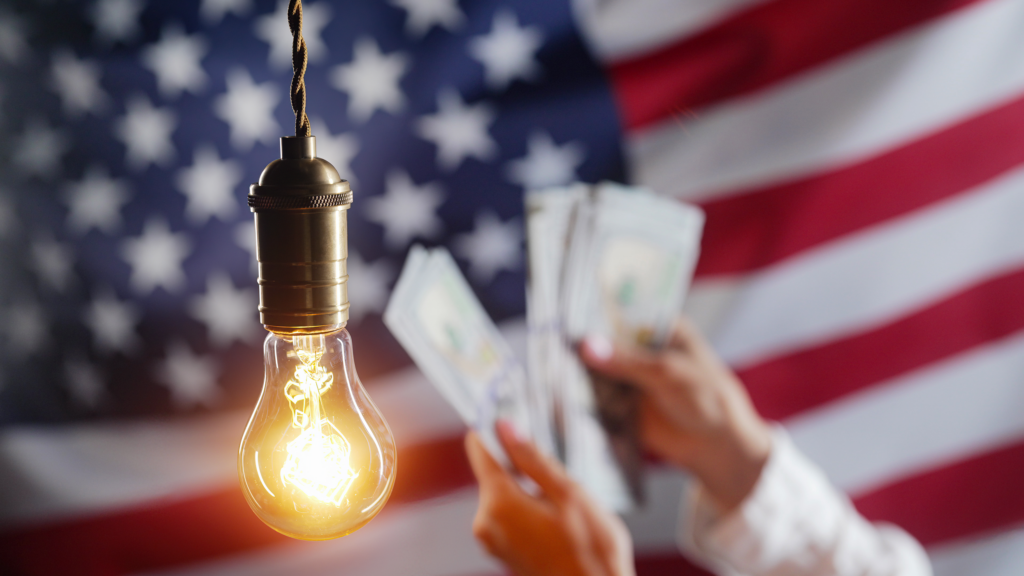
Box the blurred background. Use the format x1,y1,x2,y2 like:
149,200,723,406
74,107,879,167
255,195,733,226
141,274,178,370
1,0,1022,574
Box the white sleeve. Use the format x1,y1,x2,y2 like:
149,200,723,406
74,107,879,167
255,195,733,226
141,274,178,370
677,428,932,576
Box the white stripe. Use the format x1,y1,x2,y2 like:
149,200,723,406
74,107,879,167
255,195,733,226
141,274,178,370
0,412,245,527
628,0,1024,201
930,526,1024,576
706,163,1024,367
570,0,768,62
786,330,1024,495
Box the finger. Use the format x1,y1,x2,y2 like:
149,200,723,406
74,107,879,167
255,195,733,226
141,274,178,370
495,420,573,501
465,430,516,496
579,334,667,392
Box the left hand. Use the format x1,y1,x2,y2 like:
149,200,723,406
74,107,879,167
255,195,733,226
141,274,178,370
580,319,771,512
465,421,636,576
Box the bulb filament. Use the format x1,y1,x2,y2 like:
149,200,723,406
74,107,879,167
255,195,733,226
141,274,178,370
281,336,358,506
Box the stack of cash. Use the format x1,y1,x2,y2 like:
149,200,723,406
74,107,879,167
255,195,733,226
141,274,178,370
384,183,704,511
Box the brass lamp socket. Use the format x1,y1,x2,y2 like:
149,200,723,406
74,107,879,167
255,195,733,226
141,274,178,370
248,136,353,331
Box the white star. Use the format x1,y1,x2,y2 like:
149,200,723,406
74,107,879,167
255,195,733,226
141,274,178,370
453,211,522,283
156,341,220,409
310,117,358,184
253,0,331,70
84,291,141,354
234,221,257,275
176,145,241,224
329,38,408,123
65,358,105,409
0,11,28,65
141,24,208,99
63,166,130,234
114,95,177,170
200,0,251,24
213,67,280,151
4,302,47,357
188,272,259,346
416,88,497,171
468,10,543,91
365,169,444,250
347,250,392,324
14,119,69,179
390,0,464,37
32,238,75,292
90,0,145,45
0,191,15,238
121,218,191,294
506,131,585,190
50,49,108,116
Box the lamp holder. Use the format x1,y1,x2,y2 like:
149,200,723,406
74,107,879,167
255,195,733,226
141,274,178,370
249,137,352,331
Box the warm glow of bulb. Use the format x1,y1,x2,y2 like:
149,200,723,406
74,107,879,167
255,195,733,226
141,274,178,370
239,328,397,541
280,341,358,506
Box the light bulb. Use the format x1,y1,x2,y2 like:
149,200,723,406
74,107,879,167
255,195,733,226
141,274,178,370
239,327,396,540
240,135,396,540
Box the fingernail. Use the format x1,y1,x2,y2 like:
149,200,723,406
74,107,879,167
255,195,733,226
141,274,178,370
583,334,613,362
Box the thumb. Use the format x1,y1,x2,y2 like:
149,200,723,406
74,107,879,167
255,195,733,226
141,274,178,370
579,334,666,392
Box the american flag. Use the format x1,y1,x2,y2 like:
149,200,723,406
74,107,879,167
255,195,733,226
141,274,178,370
0,0,1020,573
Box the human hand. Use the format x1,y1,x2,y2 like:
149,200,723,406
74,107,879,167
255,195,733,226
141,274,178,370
580,319,772,512
465,421,636,576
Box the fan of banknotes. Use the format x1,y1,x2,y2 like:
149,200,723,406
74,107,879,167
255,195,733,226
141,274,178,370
384,183,704,511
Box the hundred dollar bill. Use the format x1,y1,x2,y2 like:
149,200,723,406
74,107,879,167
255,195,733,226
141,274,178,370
562,183,704,347
569,184,704,507
384,246,534,464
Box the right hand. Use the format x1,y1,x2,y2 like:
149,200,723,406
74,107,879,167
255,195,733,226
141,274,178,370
580,319,772,512
465,421,636,576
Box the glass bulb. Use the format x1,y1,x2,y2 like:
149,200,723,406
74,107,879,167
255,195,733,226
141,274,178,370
239,327,397,540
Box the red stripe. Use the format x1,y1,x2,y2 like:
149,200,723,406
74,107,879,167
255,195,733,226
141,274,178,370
610,0,979,130
854,438,1024,546
741,265,1024,421
635,552,713,575
695,92,1024,277
0,436,474,576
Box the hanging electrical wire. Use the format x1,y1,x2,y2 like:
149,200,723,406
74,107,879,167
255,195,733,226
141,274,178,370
288,0,311,137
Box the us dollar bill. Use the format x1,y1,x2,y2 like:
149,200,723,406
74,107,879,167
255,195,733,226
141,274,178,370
384,246,537,465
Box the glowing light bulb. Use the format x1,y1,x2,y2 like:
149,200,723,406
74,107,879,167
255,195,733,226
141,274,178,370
239,328,396,540
240,134,394,539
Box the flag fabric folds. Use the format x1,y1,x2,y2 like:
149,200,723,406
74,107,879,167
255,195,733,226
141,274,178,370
0,0,1021,574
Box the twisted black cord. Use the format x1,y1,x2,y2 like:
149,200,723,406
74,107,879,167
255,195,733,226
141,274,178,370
288,0,311,137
